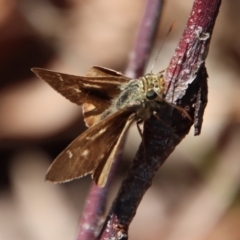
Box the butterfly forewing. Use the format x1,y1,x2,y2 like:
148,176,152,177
46,108,135,184
93,113,135,187
31,67,130,127
31,67,129,103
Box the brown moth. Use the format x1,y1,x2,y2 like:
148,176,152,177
32,66,167,187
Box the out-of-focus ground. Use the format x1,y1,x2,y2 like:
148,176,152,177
0,1,240,240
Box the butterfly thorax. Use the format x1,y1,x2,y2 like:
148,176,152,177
100,72,166,122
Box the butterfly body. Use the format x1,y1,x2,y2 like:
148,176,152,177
101,72,166,122
32,66,166,187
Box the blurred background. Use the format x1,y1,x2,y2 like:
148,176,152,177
1,0,240,239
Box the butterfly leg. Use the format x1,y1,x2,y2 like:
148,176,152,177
136,121,143,139
152,110,162,121
136,120,148,162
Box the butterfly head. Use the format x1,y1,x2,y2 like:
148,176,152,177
141,72,166,101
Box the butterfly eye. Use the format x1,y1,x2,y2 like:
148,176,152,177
146,89,157,100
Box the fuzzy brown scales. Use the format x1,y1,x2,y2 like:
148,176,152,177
32,66,172,188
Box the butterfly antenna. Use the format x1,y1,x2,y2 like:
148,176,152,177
150,21,176,73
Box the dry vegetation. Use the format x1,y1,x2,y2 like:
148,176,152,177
0,1,240,239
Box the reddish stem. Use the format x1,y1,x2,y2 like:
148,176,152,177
98,0,221,239
125,0,163,78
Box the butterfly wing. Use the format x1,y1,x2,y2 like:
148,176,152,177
31,67,130,127
84,66,131,127
46,108,135,185
93,113,134,187
86,66,130,78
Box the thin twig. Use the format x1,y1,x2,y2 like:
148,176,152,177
125,0,164,78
